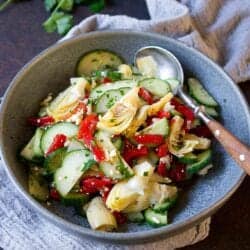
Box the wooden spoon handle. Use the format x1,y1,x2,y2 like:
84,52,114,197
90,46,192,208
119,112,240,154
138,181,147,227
205,118,250,174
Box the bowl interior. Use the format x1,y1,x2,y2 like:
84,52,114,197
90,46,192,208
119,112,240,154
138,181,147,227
0,32,249,240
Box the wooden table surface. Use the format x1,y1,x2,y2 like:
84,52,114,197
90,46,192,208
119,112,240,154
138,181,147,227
0,1,250,249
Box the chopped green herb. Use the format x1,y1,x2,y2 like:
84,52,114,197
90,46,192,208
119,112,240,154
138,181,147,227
143,171,149,176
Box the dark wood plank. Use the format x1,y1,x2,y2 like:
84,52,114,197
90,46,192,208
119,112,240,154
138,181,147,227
0,1,249,249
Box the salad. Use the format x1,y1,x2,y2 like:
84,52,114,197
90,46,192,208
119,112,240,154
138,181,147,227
20,50,219,231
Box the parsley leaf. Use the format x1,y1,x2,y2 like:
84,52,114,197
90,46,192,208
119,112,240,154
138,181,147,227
56,14,73,35
43,11,65,33
59,0,74,12
44,0,57,11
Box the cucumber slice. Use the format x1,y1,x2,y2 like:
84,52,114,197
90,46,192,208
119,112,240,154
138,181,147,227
95,88,130,113
29,167,49,201
67,138,86,152
54,149,96,196
144,209,168,227
178,152,198,164
89,80,136,102
100,158,134,180
61,192,89,208
138,78,171,97
186,149,212,176
141,118,169,136
112,136,123,151
153,196,177,212
95,131,134,179
44,147,67,174
127,212,144,223
33,128,44,157
166,79,179,93
100,161,124,180
20,128,44,162
188,78,218,107
41,122,78,154
204,106,219,117
76,50,124,76
20,136,36,162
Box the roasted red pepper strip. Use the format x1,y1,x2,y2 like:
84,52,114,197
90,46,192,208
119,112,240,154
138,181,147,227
78,114,106,162
169,163,187,182
46,134,67,155
156,144,169,157
122,140,148,163
171,98,195,121
112,211,127,224
157,110,171,119
50,188,60,201
78,114,99,147
190,125,213,138
138,87,154,105
102,77,112,84
91,144,106,162
81,177,113,195
28,116,54,127
134,134,164,146
157,162,168,177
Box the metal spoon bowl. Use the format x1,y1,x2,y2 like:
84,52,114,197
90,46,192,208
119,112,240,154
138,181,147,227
135,46,250,174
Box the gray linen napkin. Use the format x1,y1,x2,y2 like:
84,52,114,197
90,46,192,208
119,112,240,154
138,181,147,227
64,0,250,83
1,0,250,249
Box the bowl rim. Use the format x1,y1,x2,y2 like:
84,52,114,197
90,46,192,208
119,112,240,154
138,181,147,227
0,30,249,243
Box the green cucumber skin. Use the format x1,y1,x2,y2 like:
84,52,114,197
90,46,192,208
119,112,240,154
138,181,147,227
44,147,67,175
144,209,168,227
61,192,89,208
112,137,123,151
138,78,171,97
20,128,45,163
153,196,177,213
33,128,44,158
186,149,212,176
188,78,218,107
76,49,124,76
178,153,198,164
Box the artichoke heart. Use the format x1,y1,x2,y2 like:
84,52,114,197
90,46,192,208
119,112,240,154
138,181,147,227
47,77,89,121
148,93,173,116
149,183,177,205
124,105,149,138
97,87,143,134
184,133,211,150
106,175,150,212
169,116,199,157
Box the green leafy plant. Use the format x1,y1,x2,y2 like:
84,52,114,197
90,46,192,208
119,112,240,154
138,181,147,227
43,0,106,35
0,0,106,35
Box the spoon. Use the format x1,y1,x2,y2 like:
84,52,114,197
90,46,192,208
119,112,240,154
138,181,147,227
135,46,250,174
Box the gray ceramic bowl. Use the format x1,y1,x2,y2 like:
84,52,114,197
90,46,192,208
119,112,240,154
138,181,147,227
0,31,249,244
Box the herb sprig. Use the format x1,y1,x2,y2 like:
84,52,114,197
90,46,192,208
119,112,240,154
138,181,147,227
0,0,105,35
43,0,105,35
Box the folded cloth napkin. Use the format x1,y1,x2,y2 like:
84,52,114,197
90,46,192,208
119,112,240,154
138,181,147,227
64,0,250,83
1,0,250,249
